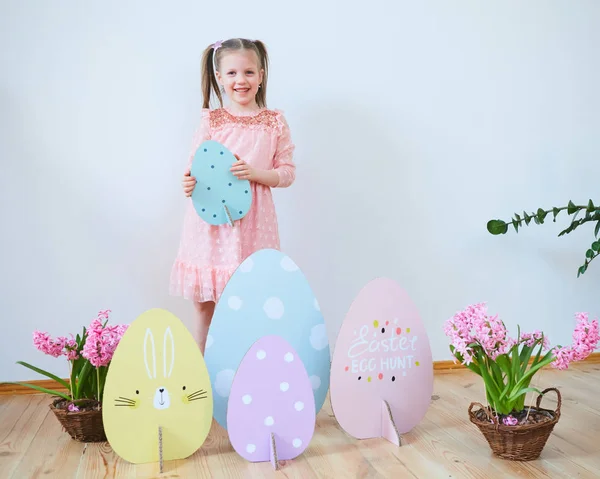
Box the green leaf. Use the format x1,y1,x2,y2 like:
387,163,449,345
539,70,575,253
523,211,532,225
592,241,600,252
588,199,595,212
568,200,577,214
487,219,508,235
552,207,560,221
578,264,588,277
507,386,542,402
3,382,71,401
75,361,93,399
595,221,600,238
537,208,547,223
15,361,71,390
586,249,594,259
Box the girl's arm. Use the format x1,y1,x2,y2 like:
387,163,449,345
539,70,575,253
230,112,296,187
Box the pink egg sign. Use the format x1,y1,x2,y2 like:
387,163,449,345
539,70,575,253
330,278,433,445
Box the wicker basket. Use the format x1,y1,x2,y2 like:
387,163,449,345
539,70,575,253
468,387,561,461
49,397,107,443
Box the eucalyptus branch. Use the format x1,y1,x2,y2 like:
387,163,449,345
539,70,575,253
487,199,600,277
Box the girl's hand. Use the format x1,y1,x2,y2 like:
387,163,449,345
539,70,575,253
230,155,255,181
182,167,196,197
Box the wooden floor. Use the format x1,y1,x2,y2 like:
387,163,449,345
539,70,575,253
1,364,600,479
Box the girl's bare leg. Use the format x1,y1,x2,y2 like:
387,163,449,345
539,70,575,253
193,300,216,355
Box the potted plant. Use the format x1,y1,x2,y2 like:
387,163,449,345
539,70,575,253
487,199,600,277
444,303,599,461
4,309,128,442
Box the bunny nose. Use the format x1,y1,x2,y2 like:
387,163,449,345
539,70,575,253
159,388,164,393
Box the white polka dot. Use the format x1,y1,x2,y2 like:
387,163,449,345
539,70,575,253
309,324,328,351
215,369,235,397
280,256,299,271
205,334,214,349
293,438,302,448
314,298,320,311
246,444,256,453
228,296,242,310
239,257,254,273
242,394,252,405
263,297,284,319
294,401,304,411
280,382,289,392
256,349,266,360
309,375,321,390
284,352,294,362
264,416,274,426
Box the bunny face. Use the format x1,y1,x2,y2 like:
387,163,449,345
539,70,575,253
103,309,213,465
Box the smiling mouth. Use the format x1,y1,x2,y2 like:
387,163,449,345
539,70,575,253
234,88,250,93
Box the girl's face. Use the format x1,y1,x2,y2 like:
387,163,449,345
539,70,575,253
216,50,263,109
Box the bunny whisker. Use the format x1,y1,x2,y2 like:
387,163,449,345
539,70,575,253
188,389,206,399
115,403,137,407
187,395,207,402
187,393,207,400
115,397,135,405
116,396,135,403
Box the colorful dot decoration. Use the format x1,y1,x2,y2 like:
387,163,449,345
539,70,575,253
373,320,379,327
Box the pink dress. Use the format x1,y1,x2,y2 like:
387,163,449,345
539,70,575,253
169,107,296,303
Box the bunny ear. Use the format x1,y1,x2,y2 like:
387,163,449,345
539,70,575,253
164,327,175,378
144,328,157,379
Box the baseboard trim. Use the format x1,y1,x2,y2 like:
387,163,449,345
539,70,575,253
433,351,600,371
2,353,599,396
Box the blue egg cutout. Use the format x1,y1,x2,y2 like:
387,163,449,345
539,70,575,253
190,140,253,226
204,248,331,430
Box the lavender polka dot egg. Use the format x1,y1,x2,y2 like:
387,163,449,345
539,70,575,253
226,335,315,462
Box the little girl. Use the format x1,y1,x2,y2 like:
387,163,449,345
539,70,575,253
169,38,296,354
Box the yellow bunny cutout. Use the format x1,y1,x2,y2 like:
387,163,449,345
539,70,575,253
103,308,213,464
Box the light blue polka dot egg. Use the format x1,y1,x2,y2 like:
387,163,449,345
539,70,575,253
204,248,330,430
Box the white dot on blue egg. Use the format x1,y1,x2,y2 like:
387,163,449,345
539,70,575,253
215,369,235,397
263,297,284,319
228,296,242,310
309,375,321,390
239,257,254,273
280,256,299,272
309,324,328,351
256,349,267,360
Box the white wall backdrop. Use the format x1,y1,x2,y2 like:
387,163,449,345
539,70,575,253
1,0,599,382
